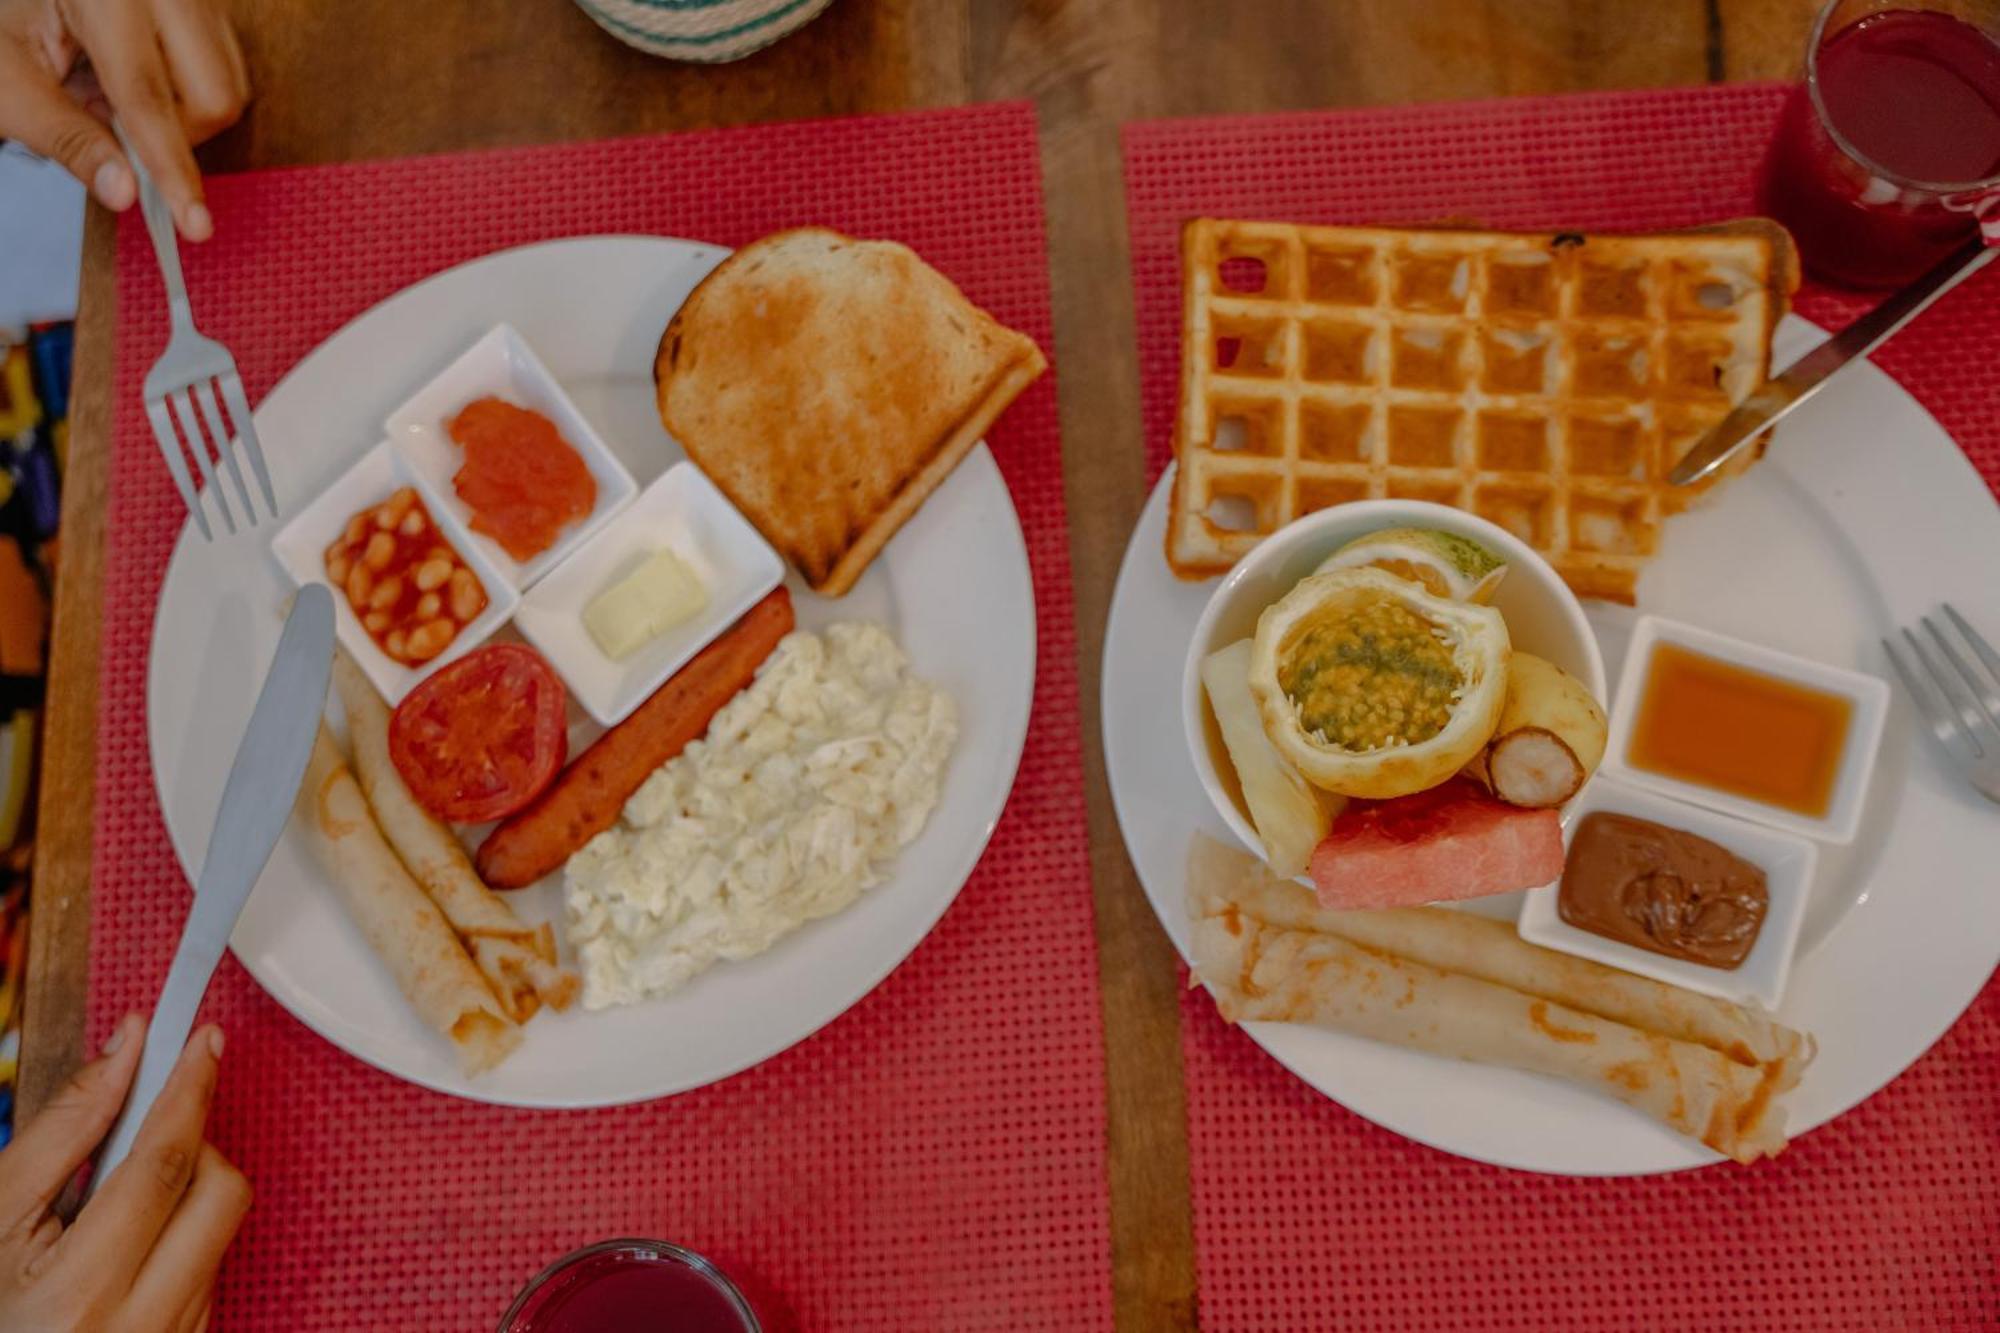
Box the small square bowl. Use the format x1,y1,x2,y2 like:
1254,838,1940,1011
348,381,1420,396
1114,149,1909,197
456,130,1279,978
1600,615,1890,843
383,323,637,590
1518,776,1816,1009
513,462,784,727
270,441,520,705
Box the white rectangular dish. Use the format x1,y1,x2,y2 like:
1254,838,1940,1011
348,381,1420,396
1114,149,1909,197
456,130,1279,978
513,462,786,726
1600,614,1890,844
1517,777,1816,1009
383,323,637,589
268,440,519,704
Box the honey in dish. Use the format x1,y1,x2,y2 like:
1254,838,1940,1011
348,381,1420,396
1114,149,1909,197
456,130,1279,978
1627,641,1852,818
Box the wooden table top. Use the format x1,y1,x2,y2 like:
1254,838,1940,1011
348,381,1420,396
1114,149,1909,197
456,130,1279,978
22,1,1822,1326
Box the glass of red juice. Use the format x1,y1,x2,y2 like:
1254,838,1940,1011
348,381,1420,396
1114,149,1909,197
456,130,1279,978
500,1239,761,1333
1759,0,2000,287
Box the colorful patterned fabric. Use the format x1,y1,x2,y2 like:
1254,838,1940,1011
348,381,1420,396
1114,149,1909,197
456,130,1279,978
0,323,63,1145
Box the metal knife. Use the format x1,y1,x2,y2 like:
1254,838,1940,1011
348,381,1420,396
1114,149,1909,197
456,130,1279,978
1669,237,1996,487
85,583,335,1198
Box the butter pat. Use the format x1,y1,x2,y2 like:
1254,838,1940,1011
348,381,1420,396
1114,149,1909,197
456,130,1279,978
583,548,707,660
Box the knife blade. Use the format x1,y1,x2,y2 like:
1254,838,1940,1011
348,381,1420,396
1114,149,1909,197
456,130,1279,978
1669,237,1996,487
85,583,335,1197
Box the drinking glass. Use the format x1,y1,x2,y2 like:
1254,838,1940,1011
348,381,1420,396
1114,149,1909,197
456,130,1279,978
1758,0,2000,287
500,1238,762,1333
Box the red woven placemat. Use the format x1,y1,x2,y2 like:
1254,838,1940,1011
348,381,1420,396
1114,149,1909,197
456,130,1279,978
1125,85,2000,1331
89,103,1111,1331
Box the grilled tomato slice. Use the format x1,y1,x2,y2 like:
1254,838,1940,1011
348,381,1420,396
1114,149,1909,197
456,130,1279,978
389,644,568,824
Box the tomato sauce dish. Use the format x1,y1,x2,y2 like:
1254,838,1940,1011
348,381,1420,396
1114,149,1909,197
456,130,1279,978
386,323,637,588
448,397,599,562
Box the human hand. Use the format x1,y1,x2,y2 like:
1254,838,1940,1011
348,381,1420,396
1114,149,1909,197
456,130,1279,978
0,0,249,240
0,1014,251,1332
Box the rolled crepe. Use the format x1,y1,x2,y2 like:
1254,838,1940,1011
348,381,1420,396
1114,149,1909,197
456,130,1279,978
298,726,521,1074
333,653,578,1021
1188,834,1811,1074
1187,834,1811,1164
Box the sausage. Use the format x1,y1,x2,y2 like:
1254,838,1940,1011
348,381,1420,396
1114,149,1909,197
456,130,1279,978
475,587,795,888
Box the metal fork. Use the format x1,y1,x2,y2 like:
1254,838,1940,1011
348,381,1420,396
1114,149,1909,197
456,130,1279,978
1882,604,2000,806
120,125,276,539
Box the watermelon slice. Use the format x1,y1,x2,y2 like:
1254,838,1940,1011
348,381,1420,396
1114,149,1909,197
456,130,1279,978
1307,778,1564,910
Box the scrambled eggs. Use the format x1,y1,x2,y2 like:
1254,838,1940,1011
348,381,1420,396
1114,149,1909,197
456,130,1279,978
565,622,957,1009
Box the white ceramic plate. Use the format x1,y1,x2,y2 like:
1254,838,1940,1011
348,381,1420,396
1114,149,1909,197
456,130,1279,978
1104,315,2000,1175
147,236,1038,1107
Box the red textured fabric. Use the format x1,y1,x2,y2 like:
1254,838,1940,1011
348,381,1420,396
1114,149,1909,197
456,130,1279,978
91,104,1111,1331
1126,85,2000,1331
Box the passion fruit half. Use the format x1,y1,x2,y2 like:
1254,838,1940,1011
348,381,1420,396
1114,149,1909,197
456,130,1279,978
1248,567,1510,798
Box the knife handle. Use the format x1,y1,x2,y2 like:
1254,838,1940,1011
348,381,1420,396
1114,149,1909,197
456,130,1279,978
84,919,232,1200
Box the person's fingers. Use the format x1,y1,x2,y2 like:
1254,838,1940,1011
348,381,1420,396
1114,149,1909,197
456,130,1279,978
63,0,210,238
153,0,248,142
0,1013,143,1233
123,1143,249,1326
175,1296,213,1333
0,46,134,210
56,1026,224,1284
16,1210,64,1281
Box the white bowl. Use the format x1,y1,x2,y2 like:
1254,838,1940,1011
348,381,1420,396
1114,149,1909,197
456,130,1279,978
383,323,637,590
269,440,519,705
1517,776,1816,1009
1599,614,1889,844
1181,498,1607,862
513,463,785,727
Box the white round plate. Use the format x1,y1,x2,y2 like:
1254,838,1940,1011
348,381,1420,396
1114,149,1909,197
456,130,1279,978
1104,315,2000,1175
147,237,1037,1107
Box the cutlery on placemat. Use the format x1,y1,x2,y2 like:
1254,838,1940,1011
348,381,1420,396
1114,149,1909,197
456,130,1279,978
118,122,279,539
83,585,335,1199
1670,237,1996,487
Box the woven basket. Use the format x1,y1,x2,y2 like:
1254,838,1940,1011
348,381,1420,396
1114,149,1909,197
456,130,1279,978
574,0,837,62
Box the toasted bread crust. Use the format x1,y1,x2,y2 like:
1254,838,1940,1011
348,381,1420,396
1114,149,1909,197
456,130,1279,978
656,228,1046,596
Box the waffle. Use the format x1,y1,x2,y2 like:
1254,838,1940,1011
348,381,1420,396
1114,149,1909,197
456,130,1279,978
1166,219,1799,601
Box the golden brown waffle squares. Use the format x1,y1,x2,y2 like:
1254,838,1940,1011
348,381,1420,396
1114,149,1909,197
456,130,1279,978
1166,219,1799,601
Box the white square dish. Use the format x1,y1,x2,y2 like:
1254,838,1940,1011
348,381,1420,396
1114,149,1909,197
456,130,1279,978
1600,614,1890,844
512,462,785,727
1518,776,1816,1009
269,441,519,705
383,323,637,590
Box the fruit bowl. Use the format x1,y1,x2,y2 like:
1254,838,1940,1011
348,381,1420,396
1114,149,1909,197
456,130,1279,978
1181,499,1607,867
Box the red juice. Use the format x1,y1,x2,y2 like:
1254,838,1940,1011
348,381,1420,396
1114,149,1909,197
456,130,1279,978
503,1241,759,1333
1760,8,2000,287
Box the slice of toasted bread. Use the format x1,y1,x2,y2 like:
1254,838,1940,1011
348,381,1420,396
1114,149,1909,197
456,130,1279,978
655,228,1047,597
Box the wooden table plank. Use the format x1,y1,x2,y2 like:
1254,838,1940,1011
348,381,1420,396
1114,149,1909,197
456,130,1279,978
22,5,1830,1329
19,203,117,1122
976,9,1196,1326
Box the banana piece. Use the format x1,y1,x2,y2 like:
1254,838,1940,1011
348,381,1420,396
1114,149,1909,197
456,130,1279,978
1482,652,1608,808
1202,639,1336,876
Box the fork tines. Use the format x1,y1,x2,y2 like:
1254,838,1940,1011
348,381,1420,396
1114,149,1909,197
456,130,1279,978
147,370,275,541
1883,605,2000,800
